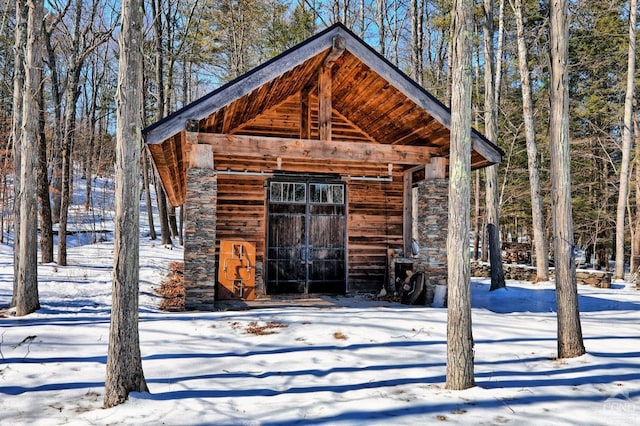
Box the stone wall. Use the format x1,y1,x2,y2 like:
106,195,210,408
184,169,218,310
413,178,448,274
471,261,612,288
411,178,449,305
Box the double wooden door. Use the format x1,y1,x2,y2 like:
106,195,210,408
266,178,346,295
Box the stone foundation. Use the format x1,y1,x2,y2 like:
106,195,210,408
471,261,612,288
184,169,218,310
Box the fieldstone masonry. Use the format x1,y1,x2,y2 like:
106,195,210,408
471,261,612,288
413,178,449,302
184,168,218,310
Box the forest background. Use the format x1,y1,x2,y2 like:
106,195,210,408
0,0,638,274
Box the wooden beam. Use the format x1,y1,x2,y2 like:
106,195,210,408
332,108,377,144
198,133,436,165
318,65,332,141
323,36,346,66
300,85,311,139
318,36,345,142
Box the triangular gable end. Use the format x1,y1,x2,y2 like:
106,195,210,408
143,23,503,207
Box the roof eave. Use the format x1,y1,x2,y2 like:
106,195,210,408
143,25,350,145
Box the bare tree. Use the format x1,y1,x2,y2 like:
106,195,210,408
511,0,549,281
44,4,68,225
446,0,475,390
37,70,54,263
10,0,27,308
549,0,585,359
56,0,114,266
376,0,386,56
14,0,44,316
104,0,148,406
614,0,637,279
410,0,424,86
633,115,640,276
482,0,505,290
151,0,174,245
142,150,157,240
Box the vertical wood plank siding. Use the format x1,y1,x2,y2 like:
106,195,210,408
212,164,404,295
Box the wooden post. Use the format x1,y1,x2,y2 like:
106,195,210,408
403,169,413,256
300,85,311,139
186,131,214,169
425,157,447,180
318,36,345,142
318,66,332,141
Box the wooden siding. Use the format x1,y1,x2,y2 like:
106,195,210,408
215,174,267,269
348,178,404,292
213,155,404,294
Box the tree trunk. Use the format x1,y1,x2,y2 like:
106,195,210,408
376,0,386,55
512,0,549,281
483,0,505,291
14,0,43,316
37,71,53,264
155,177,172,245
410,0,424,86
549,0,586,359
614,0,637,280
56,0,84,266
446,0,475,391
84,52,105,212
473,171,481,260
45,25,64,225
633,116,640,276
142,149,156,240
56,67,81,266
152,0,172,245
104,0,148,407
10,0,27,308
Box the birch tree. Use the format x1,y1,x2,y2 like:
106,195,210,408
104,0,148,406
511,0,549,281
614,0,637,279
446,0,475,390
549,0,585,359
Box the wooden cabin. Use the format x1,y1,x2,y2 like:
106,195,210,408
143,23,503,310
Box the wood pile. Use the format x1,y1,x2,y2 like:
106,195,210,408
501,242,531,264
156,262,185,311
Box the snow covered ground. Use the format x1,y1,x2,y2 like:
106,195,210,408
1,178,639,425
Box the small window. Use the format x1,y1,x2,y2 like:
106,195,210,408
270,182,306,203
310,183,344,205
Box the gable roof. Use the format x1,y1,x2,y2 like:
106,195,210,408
143,23,503,206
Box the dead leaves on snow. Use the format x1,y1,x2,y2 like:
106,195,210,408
244,321,288,335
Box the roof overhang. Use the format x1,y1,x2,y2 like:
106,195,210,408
143,23,503,206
